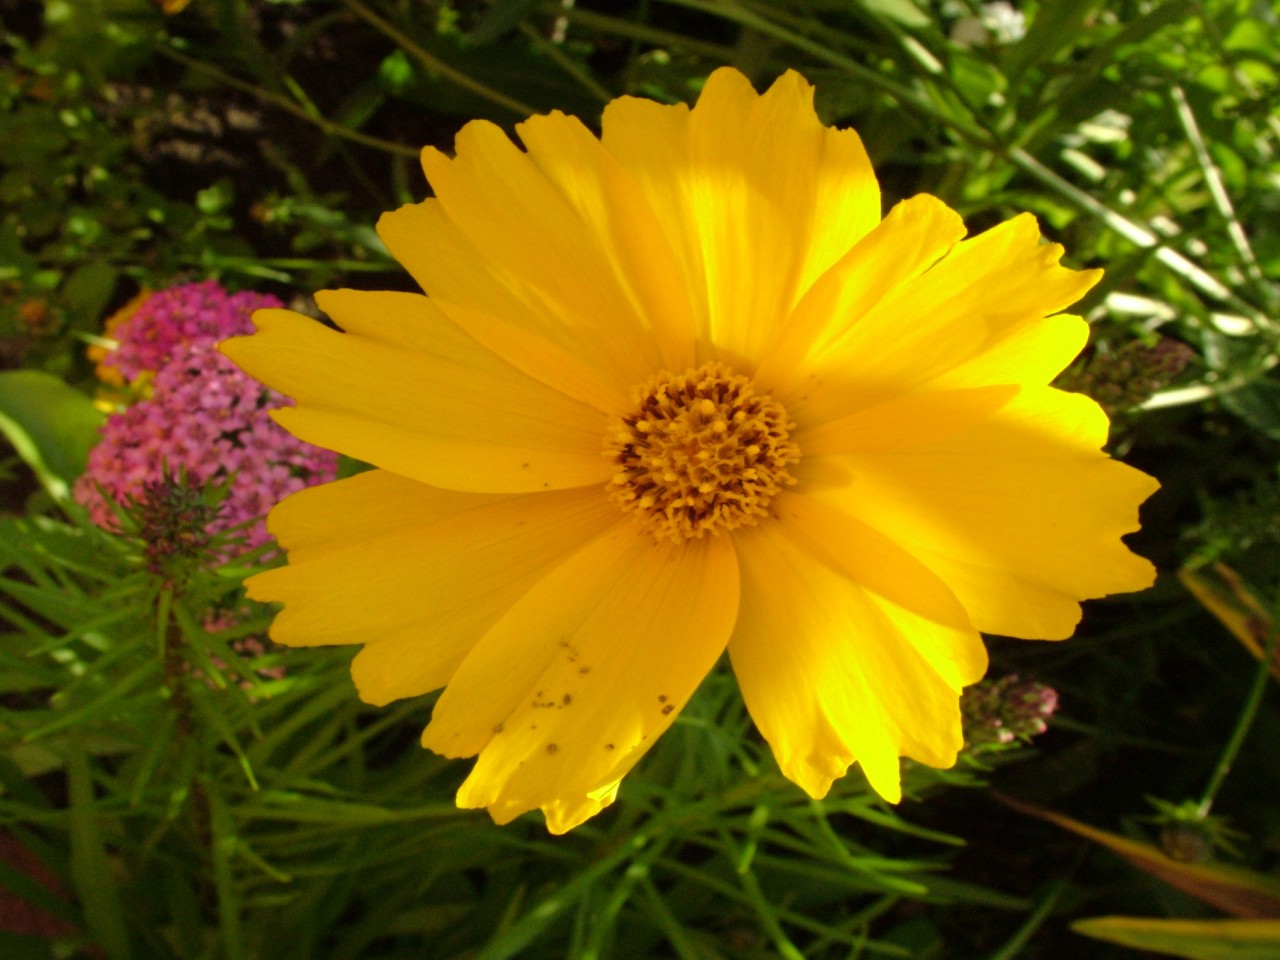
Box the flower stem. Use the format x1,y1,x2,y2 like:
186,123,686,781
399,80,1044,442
155,44,419,158
1196,613,1279,818
158,583,213,850
341,0,538,117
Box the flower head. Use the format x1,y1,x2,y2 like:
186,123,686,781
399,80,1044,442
961,674,1059,746
221,69,1158,833
96,281,270,384
77,282,339,553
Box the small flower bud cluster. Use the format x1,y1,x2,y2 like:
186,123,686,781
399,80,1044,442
131,476,220,576
75,281,338,553
961,674,1059,747
1056,337,1195,417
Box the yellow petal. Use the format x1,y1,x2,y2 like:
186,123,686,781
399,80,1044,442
929,313,1090,392
795,384,1020,457
807,387,1159,640
598,95,707,345
422,526,740,833
730,510,983,802
246,471,619,706
756,194,965,397
768,491,987,688
377,200,629,413
602,69,880,370
779,211,1100,422
378,116,668,402
516,111,698,374
220,294,610,494
385,214,632,417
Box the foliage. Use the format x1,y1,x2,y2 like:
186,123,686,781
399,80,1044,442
1,0,1278,958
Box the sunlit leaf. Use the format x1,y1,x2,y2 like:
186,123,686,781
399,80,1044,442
997,795,1280,918
1179,564,1280,681
860,0,932,30
1072,917,1280,959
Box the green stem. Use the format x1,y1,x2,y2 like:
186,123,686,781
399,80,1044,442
551,4,735,62
1170,84,1275,310
985,863,1078,960
1196,615,1279,818
342,0,538,117
518,21,613,105
158,583,214,857
1141,352,1280,412
156,44,419,158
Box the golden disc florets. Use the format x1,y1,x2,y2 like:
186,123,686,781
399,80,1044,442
605,362,800,543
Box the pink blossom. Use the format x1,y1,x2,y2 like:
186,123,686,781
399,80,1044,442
76,283,338,554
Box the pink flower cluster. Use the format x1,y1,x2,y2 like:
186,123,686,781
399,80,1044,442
961,674,1059,747
75,281,338,553
98,281,282,383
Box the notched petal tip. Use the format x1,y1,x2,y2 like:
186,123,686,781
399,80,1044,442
373,203,421,250
864,765,904,805
1073,266,1105,300
216,307,272,362
891,193,967,235
787,757,906,805
699,65,761,100
421,532,738,833
241,568,281,606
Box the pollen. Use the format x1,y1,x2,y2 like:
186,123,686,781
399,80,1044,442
604,361,800,543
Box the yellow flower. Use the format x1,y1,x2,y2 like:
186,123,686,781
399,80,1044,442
89,289,152,390
221,68,1158,834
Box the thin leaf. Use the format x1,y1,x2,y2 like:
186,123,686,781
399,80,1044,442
1072,917,1280,959
996,794,1280,918
66,750,130,960
1179,564,1280,681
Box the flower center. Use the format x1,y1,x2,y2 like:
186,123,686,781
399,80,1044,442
605,361,800,543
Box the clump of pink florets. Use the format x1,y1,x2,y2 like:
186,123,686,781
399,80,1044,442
961,674,1059,747
75,281,338,553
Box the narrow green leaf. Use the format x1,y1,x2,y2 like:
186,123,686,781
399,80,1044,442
860,0,931,29
1072,917,1280,959
0,856,81,928
209,785,245,960
997,795,1280,918
1004,0,1102,82
468,0,540,45
66,750,130,960
475,835,648,960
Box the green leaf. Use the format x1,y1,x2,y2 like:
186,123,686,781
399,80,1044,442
67,750,130,960
60,261,117,329
1003,0,1103,83
468,0,540,45
0,371,103,500
209,786,245,960
1178,564,1280,682
997,795,1280,918
859,0,931,29
1220,378,1280,443
1072,917,1280,959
